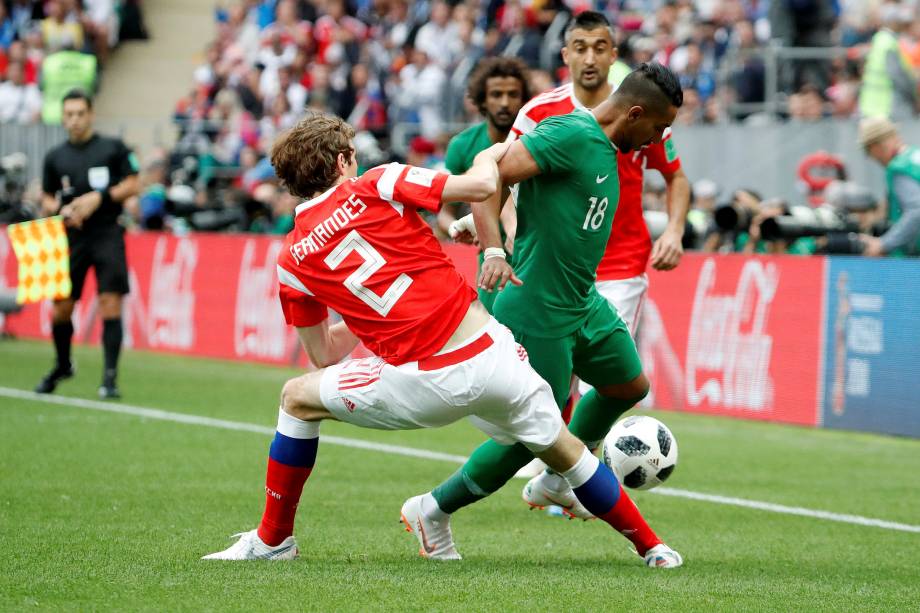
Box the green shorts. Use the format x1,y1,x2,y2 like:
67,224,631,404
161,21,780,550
508,297,643,409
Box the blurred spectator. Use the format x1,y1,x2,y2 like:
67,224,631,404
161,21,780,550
858,2,918,120
82,0,119,66
137,159,169,230
770,0,836,92
40,45,97,124
671,41,717,100
0,61,41,123
395,48,446,139
0,3,15,50
788,83,827,120
414,1,462,68
41,0,84,52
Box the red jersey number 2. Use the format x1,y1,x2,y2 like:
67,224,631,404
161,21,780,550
324,230,413,317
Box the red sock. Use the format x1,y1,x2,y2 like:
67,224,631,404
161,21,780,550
597,485,662,556
257,458,313,546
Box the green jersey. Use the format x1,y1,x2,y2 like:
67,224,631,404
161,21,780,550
445,122,494,176
493,110,620,337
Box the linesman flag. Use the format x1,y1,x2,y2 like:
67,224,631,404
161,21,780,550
6,216,71,304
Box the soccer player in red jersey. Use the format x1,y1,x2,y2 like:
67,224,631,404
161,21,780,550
202,113,681,568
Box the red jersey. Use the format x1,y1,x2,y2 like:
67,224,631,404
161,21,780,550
510,83,682,280
277,163,476,365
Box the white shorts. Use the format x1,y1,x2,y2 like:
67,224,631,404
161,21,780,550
319,318,564,451
594,273,649,335
578,273,649,396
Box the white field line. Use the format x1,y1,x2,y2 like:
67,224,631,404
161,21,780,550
2,385,919,535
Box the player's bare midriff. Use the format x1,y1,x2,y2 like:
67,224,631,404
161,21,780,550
436,300,491,354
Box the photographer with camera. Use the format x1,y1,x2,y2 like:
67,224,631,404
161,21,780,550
35,88,139,399
858,117,920,257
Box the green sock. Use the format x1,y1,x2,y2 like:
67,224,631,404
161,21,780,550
431,439,534,514
568,388,644,449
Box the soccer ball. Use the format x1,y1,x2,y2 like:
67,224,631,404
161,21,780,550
602,415,678,491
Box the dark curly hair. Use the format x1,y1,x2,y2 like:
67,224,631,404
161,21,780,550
467,57,531,116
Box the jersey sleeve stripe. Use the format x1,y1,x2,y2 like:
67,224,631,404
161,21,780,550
376,162,406,202
277,264,314,295
376,162,407,216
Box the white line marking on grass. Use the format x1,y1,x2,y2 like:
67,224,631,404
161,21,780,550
652,487,920,533
3,385,919,534
0,386,468,464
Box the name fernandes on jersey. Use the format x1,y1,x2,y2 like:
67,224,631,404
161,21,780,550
289,191,368,263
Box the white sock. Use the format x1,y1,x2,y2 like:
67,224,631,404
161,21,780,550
276,407,320,439
560,448,600,489
420,492,448,521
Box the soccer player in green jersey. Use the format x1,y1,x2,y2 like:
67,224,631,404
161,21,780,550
406,63,685,567
438,57,530,313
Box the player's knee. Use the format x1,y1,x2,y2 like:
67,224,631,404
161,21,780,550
632,374,650,403
280,374,326,420
596,373,649,404
52,299,74,323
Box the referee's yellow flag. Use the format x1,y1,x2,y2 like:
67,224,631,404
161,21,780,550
6,216,71,304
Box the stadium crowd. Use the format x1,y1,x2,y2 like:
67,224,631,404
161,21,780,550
0,0,148,125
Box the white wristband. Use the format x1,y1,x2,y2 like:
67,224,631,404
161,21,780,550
483,247,506,260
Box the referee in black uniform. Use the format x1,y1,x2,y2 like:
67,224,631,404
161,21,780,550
35,89,139,399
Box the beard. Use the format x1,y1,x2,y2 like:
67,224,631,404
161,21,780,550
487,109,515,131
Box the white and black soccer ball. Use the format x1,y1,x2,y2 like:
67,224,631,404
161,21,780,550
602,415,678,491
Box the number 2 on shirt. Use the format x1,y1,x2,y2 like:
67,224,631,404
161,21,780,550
582,196,609,231
324,230,413,317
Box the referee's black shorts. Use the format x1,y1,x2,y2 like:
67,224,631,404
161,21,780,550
67,225,130,301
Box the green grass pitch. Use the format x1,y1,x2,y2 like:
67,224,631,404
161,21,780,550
1,339,919,612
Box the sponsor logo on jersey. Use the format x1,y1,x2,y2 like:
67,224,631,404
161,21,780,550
405,166,436,188
664,137,677,163
596,174,609,184
342,397,356,412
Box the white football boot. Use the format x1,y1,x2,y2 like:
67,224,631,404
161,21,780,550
399,495,462,560
643,543,683,568
201,529,299,560
522,470,595,520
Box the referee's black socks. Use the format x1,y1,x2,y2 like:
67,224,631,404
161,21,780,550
52,321,74,370
102,318,123,380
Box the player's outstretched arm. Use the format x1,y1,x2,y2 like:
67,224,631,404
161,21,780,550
440,147,500,205
296,321,360,369
651,167,690,271
472,140,540,292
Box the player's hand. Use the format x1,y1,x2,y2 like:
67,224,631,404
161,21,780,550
478,255,522,292
487,139,514,163
64,192,103,228
448,213,478,244
860,235,884,257
60,204,79,228
650,228,683,271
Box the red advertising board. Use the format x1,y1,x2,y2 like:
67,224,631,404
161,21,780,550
0,230,479,367
1,232,826,427
641,253,825,426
